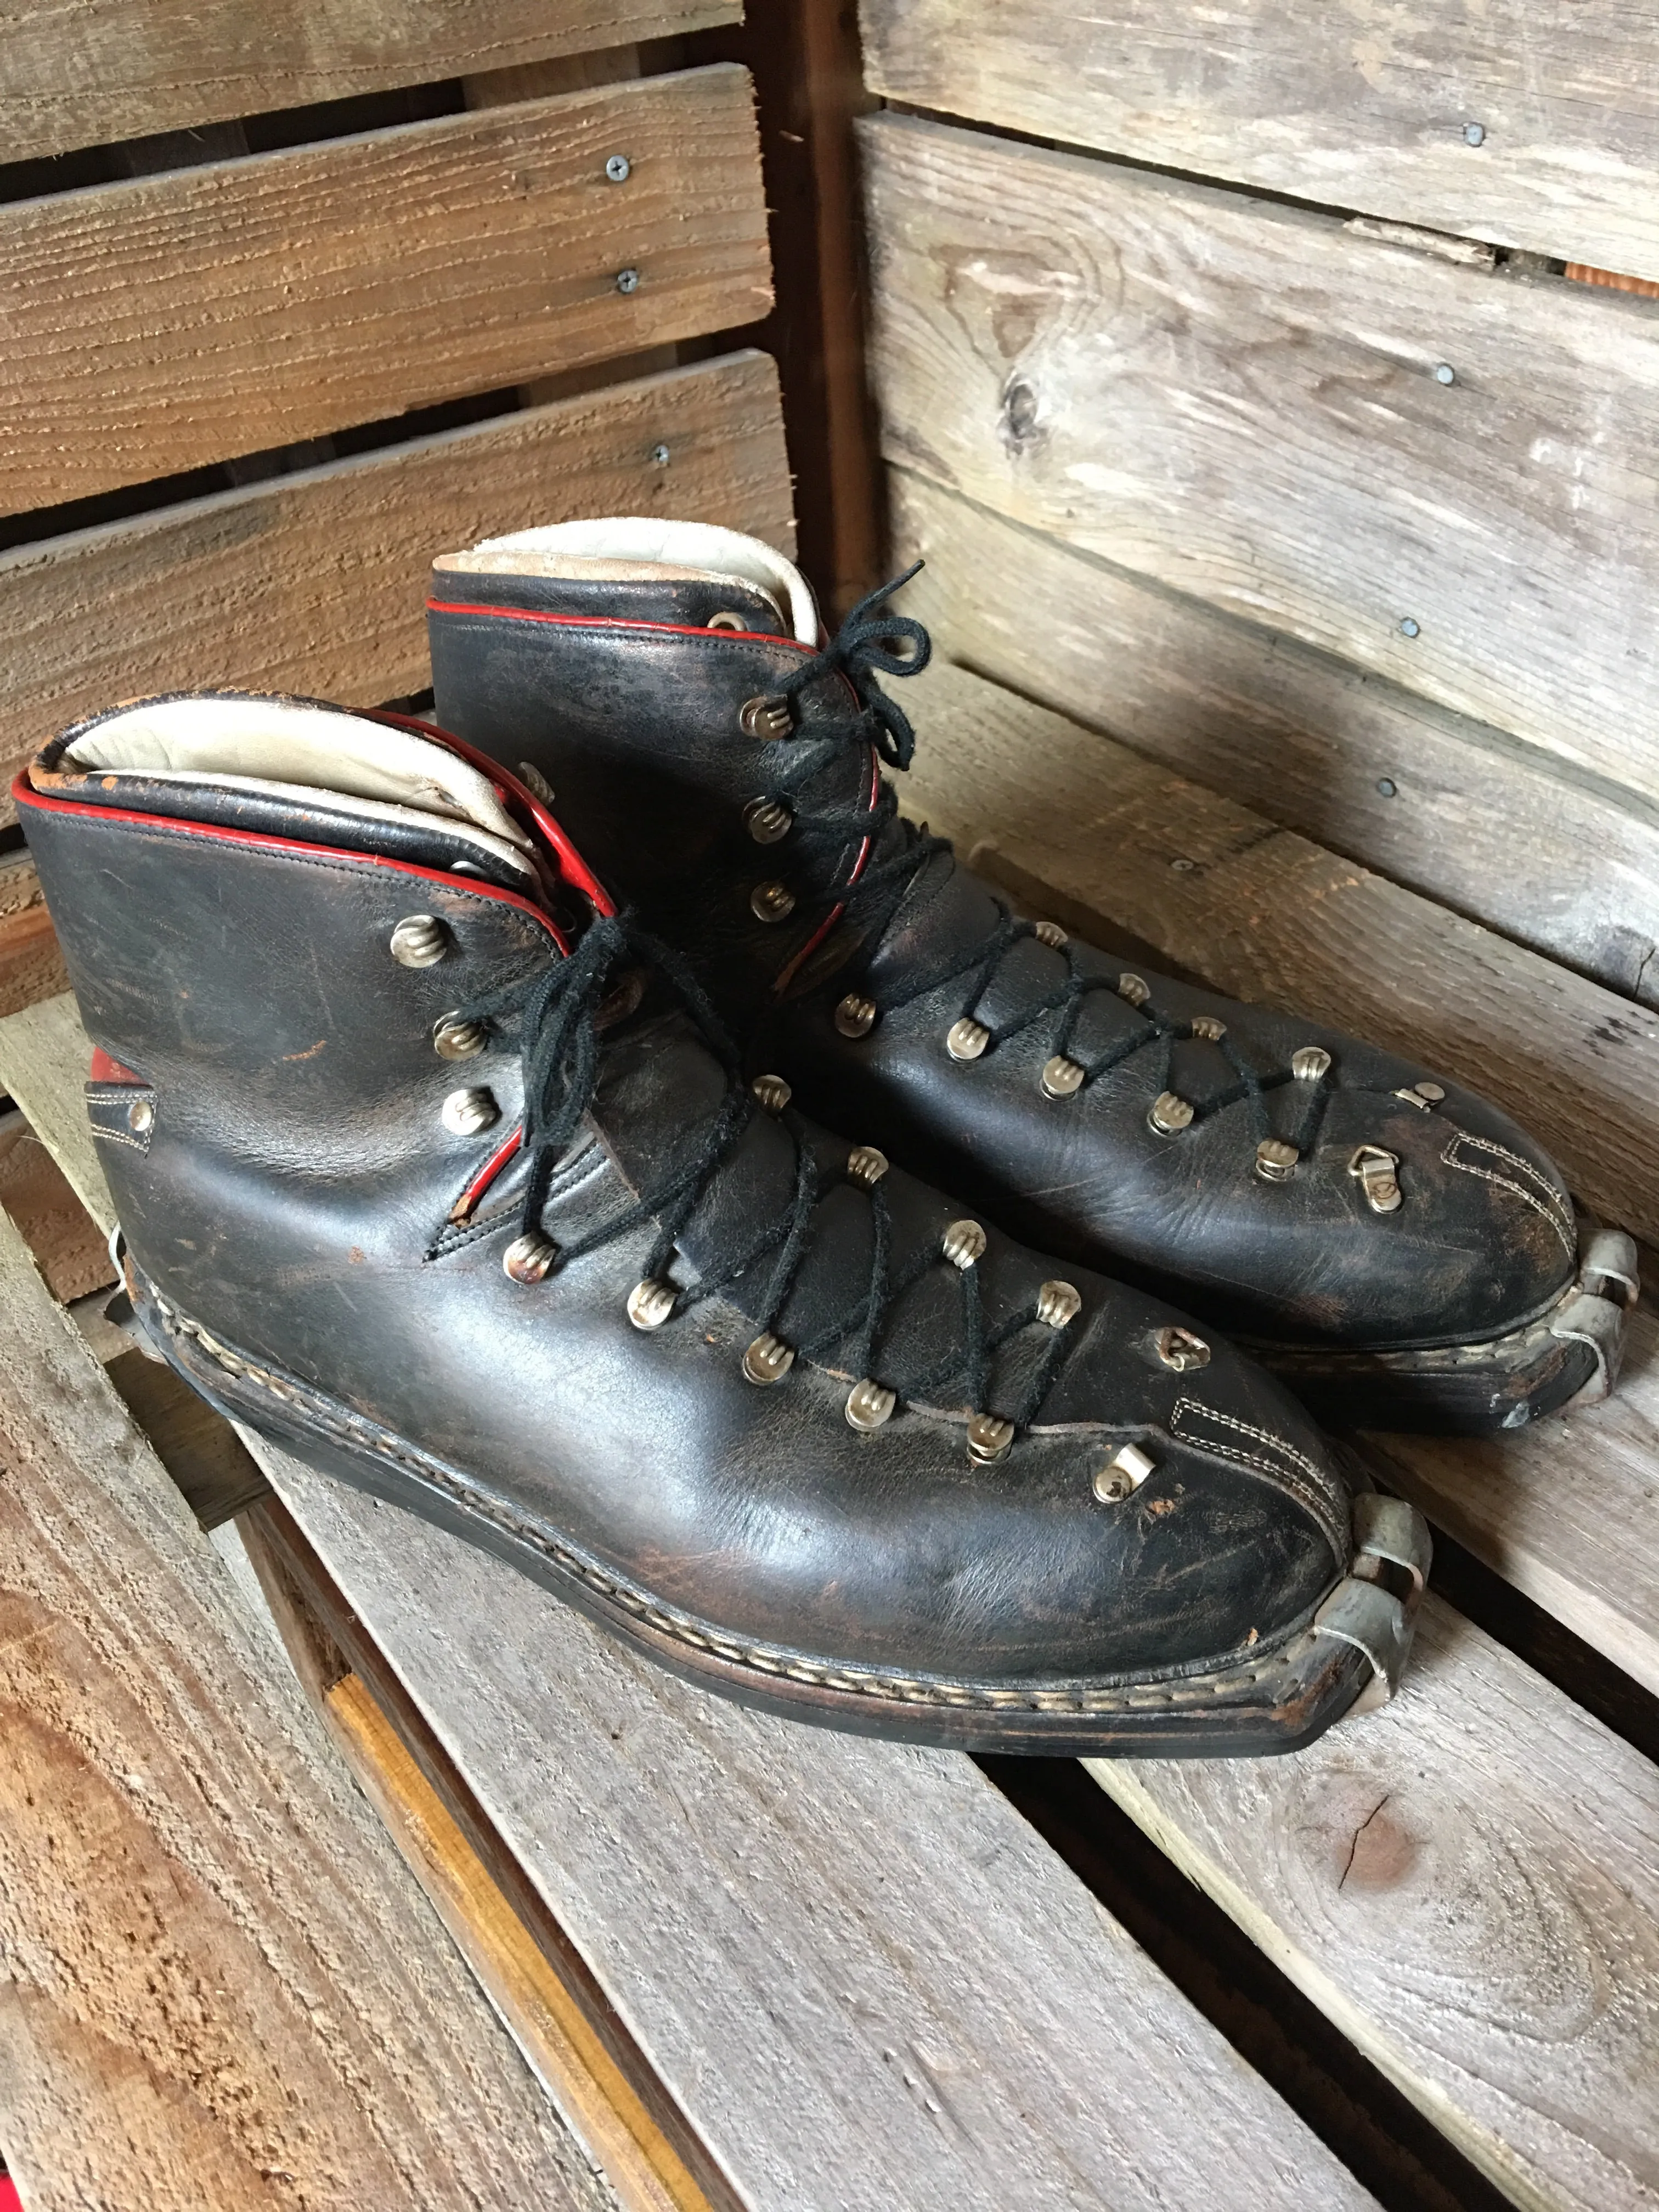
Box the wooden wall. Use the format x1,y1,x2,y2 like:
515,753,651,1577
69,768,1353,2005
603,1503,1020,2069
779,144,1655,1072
0,1,797,1014
856,1,1659,1011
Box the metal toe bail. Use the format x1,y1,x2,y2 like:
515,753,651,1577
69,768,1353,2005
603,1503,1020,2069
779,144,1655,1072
1313,1493,1431,1714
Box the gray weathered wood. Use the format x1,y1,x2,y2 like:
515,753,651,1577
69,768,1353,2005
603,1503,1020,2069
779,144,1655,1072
1,0,738,163
1,67,771,512
861,112,1659,810
1372,1307,1659,1702
0,1201,610,2211
893,661,1659,1246
861,0,1659,286
0,994,116,1234
890,471,1659,1009
1090,1593,1659,2212
243,1446,1380,2212
0,352,793,820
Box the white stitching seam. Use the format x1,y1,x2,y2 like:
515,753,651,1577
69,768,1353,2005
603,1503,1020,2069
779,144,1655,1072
1441,1132,1575,1258
1170,1397,1345,1549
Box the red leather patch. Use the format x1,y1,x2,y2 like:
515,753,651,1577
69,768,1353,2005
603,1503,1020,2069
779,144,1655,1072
89,1046,144,1084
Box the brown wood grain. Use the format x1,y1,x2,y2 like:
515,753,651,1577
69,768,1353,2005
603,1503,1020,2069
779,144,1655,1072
0,66,772,514
0,850,69,1015
860,113,1659,811
894,662,1659,1246
1,0,738,164
0,1201,609,2211
0,352,792,822
890,471,1659,1009
860,0,1659,285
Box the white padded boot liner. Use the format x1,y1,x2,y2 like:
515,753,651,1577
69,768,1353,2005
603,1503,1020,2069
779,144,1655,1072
63,696,535,879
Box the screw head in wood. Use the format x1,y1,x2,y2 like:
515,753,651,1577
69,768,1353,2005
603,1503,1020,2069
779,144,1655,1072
441,1086,499,1136
1255,1138,1300,1183
1040,1054,1086,1100
751,1072,792,1114
739,695,792,740
605,153,631,182
1094,1441,1156,1503
845,1378,897,1431
627,1278,678,1330
750,881,796,924
1291,1046,1331,1081
846,1144,889,1188
943,1219,988,1269
1036,1280,1082,1329
742,1333,794,1386
743,796,792,844
967,1412,1015,1465
1153,1327,1210,1372
503,1231,558,1284
946,1017,991,1062
391,914,449,967
1148,1091,1194,1136
650,442,670,467
834,993,877,1038
1118,973,1151,1007
615,266,640,293
433,1015,487,1060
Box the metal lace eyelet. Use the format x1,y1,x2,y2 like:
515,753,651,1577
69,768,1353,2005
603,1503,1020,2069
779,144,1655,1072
1255,1137,1299,1183
707,611,749,631
433,1015,487,1060
946,1017,990,1062
751,1073,792,1114
751,881,795,924
504,1231,558,1284
1118,973,1150,1007
743,797,792,845
1153,1327,1210,1372
835,993,877,1038
1147,1091,1194,1136
1033,920,1068,948
391,915,449,967
846,1144,888,1188
845,1378,897,1430
1291,1046,1331,1081
1189,1014,1227,1041
739,695,792,740
967,1413,1014,1464
1040,1054,1086,1100
627,1279,678,1330
943,1219,987,1269
1349,1146,1403,1214
1094,1441,1155,1502
442,1086,499,1135
1036,1280,1082,1329
742,1333,795,1385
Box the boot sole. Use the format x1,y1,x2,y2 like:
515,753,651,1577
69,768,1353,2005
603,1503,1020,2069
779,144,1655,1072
134,1271,1429,1758
1244,1224,1640,1435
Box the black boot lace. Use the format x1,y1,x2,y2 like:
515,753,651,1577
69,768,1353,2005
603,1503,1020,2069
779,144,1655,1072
755,569,1351,1163
452,911,1082,1443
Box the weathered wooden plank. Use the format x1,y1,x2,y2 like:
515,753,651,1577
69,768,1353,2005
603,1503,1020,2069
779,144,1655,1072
860,113,1659,809
241,1441,1381,2212
0,995,115,1234
860,0,1659,286
0,850,69,1016
0,1108,110,1302
890,471,1659,1009
1089,1592,1659,2212
0,67,771,513
0,351,792,823
0,1202,609,2211
894,661,1659,1245
1,0,740,163
1370,1308,1659,1703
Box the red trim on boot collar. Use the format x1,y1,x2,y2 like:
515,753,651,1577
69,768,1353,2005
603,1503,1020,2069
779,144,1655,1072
426,596,816,655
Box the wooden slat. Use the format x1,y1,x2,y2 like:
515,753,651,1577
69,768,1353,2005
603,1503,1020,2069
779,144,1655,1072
893,662,1659,1245
0,1108,111,1301
1090,1591,1659,2212
0,0,741,163
239,1440,1381,2212
0,996,115,1233
860,113,1659,811
890,471,1659,1010
0,67,771,513
860,0,1659,286
0,351,792,823
0,1201,608,2211
0,850,69,1016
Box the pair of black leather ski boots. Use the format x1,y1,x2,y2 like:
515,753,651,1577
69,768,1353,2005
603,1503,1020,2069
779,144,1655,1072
16,522,1630,1755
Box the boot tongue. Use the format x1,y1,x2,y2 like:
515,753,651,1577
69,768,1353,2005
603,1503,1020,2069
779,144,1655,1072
433,516,819,644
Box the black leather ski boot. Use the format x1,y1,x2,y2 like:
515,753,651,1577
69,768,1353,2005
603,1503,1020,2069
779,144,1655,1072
427,521,1637,1434
17,692,1426,1754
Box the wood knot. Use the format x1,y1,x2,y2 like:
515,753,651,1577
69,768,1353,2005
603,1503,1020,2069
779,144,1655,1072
1001,376,1043,453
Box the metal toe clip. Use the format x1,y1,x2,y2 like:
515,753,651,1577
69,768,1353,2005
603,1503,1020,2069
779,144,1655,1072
1314,1494,1431,1713
1550,1226,1641,1407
